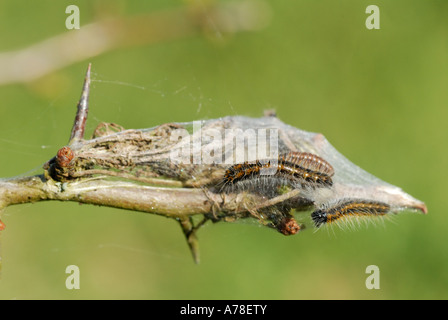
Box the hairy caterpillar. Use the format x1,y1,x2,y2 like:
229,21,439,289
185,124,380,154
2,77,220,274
219,151,334,193
311,199,391,227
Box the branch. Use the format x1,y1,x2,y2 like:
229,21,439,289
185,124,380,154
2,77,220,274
0,0,270,86
0,64,427,264
0,175,217,218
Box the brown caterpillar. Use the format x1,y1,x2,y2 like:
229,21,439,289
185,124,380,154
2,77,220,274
219,151,334,192
311,199,391,227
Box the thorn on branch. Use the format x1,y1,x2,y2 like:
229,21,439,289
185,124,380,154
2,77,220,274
70,63,91,142
179,216,209,264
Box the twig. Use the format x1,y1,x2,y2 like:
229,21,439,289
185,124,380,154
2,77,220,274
0,64,427,264
69,63,91,142
0,0,271,86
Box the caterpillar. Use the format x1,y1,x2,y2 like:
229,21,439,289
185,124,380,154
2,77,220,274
311,199,391,227
219,151,334,192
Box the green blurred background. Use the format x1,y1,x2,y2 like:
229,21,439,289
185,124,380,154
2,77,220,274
0,0,446,299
